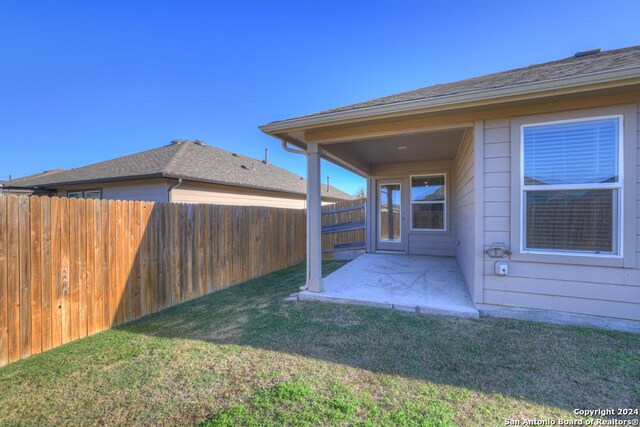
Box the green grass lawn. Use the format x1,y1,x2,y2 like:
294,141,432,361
0,261,638,426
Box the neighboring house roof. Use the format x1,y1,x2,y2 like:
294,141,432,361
6,140,353,200
263,45,640,129
2,169,67,187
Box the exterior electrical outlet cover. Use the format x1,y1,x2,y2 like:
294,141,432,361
495,261,508,276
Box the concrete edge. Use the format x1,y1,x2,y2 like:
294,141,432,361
283,293,299,302
298,292,393,309
332,250,365,261
289,293,636,332
477,304,640,334
416,305,480,320
297,292,480,319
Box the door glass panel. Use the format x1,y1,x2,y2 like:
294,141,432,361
379,184,401,242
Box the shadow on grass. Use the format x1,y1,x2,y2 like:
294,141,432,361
119,260,640,413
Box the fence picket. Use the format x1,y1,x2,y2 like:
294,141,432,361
78,199,88,339
60,198,71,344
18,196,31,358
85,199,95,336
6,196,20,362
0,196,7,365
41,196,52,351
321,199,366,258
50,197,62,348
29,196,42,355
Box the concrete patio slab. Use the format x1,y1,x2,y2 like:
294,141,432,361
298,253,479,319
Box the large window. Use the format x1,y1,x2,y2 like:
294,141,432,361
411,174,446,230
521,116,622,255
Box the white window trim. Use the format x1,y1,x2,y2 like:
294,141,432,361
410,173,447,231
519,114,624,258
378,182,402,243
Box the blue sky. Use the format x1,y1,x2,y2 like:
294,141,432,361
1,1,638,195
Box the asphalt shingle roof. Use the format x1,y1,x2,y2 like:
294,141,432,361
284,45,640,121
7,141,353,200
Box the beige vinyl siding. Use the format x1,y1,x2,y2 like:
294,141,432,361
58,179,169,202
637,106,640,267
452,129,476,296
481,107,640,322
373,160,456,256
482,119,511,250
408,234,456,256
171,181,307,209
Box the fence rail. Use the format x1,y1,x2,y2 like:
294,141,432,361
0,195,306,367
321,199,366,257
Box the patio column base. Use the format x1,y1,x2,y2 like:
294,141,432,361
305,277,324,293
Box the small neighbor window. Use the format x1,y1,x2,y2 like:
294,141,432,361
522,116,622,255
67,189,102,199
411,174,446,230
84,190,101,199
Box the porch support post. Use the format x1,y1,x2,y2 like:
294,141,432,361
473,120,485,305
306,142,323,292
365,177,375,253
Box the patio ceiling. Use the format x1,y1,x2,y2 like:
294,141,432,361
322,128,466,167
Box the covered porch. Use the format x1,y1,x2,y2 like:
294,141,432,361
263,112,485,315
298,253,479,318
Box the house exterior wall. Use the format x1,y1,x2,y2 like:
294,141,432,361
637,107,640,268
52,178,346,208
372,160,456,256
452,129,477,297
170,181,308,209
57,179,169,202
479,103,640,323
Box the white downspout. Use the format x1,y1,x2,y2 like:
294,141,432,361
280,139,307,155
167,178,183,203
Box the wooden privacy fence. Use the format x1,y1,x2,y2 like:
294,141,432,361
321,199,366,258
0,195,306,367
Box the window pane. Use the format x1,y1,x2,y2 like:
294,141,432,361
523,118,619,185
412,203,444,230
67,192,82,199
84,190,101,199
525,189,614,253
411,175,445,201
379,184,401,242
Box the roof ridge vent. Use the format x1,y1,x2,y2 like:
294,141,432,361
170,139,186,145
574,48,601,58
193,140,206,146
